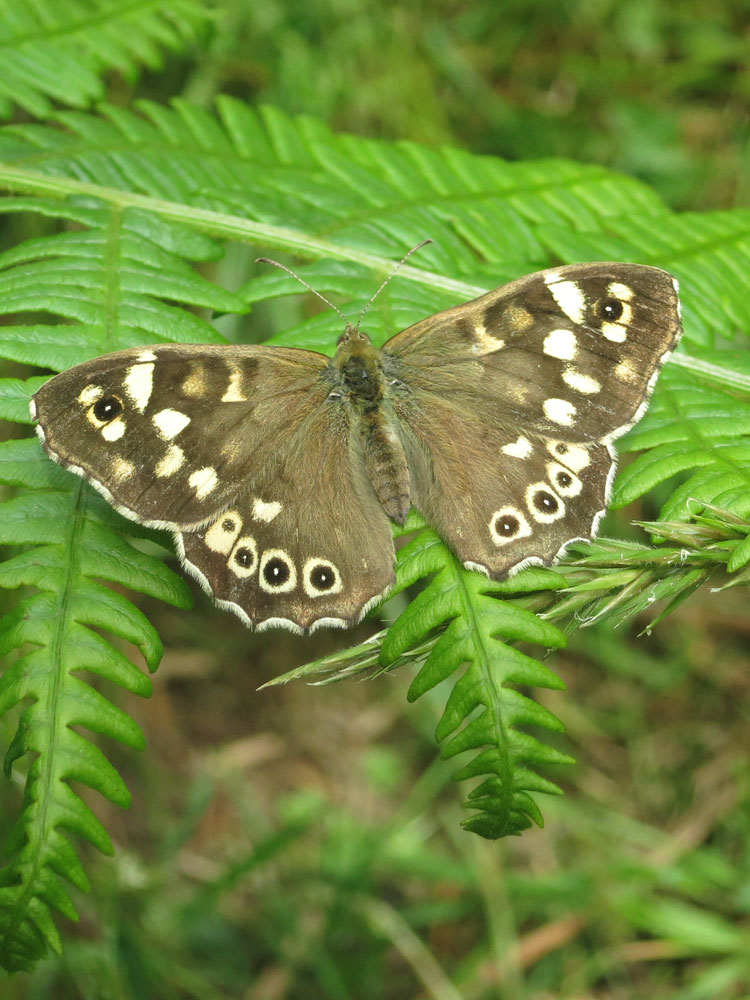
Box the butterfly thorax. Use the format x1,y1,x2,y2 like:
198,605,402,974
331,325,412,524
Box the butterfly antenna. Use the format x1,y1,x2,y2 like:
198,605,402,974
256,258,346,321
355,238,433,329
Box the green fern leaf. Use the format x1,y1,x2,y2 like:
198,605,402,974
0,0,212,120
614,366,750,522
0,458,191,970
381,528,572,837
0,99,670,276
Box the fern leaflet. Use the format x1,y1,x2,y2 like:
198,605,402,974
0,0,211,120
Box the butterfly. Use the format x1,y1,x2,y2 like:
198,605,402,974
31,262,682,633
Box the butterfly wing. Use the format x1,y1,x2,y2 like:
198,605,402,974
176,418,396,633
32,344,333,529
32,342,395,630
383,263,682,575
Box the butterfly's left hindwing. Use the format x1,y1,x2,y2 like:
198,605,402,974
177,422,396,632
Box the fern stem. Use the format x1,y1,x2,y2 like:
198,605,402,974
0,164,483,297
0,479,88,950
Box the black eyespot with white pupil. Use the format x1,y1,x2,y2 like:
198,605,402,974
93,395,123,422
556,471,572,489
598,298,623,321
532,490,559,514
234,546,255,569
222,517,236,532
263,557,290,587
310,563,336,590
494,513,520,537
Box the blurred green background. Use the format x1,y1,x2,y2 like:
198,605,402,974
4,0,750,997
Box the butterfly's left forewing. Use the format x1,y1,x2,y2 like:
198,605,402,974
32,344,331,529
384,262,682,576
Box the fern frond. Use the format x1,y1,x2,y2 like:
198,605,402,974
378,526,572,838
0,100,669,277
0,439,192,971
0,197,241,368
0,0,211,120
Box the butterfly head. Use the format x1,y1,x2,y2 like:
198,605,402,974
337,322,372,347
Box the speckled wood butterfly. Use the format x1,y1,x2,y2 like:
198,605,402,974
31,262,682,633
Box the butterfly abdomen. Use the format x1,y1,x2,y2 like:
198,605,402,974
331,330,412,524
360,412,411,524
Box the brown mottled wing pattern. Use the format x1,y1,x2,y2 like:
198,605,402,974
32,344,330,529
383,263,682,576
177,412,396,633
32,342,396,631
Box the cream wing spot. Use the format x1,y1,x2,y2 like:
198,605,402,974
303,558,343,598
222,367,247,402
615,358,637,381
607,281,634,302
509,384,531,406
123,362,154,413
204,512,243,554
101,417,126,442
546,462,582,497
601,316,629,342
136,350,157,362
78,384,103,407
153,408,190,440
489,507,532,547
525,482,566,524
546,440,591,473
544,275,587,323
259,549,297,594
155,444,185,477
181,366,208,397
189,466,218,500
501,435,532,459
471,321,505,356
252,498,282,523
543,398,577,427
543,328,577,361
562,367,601,395
112,457,135,481
504,304,534,330
229,534,258,578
